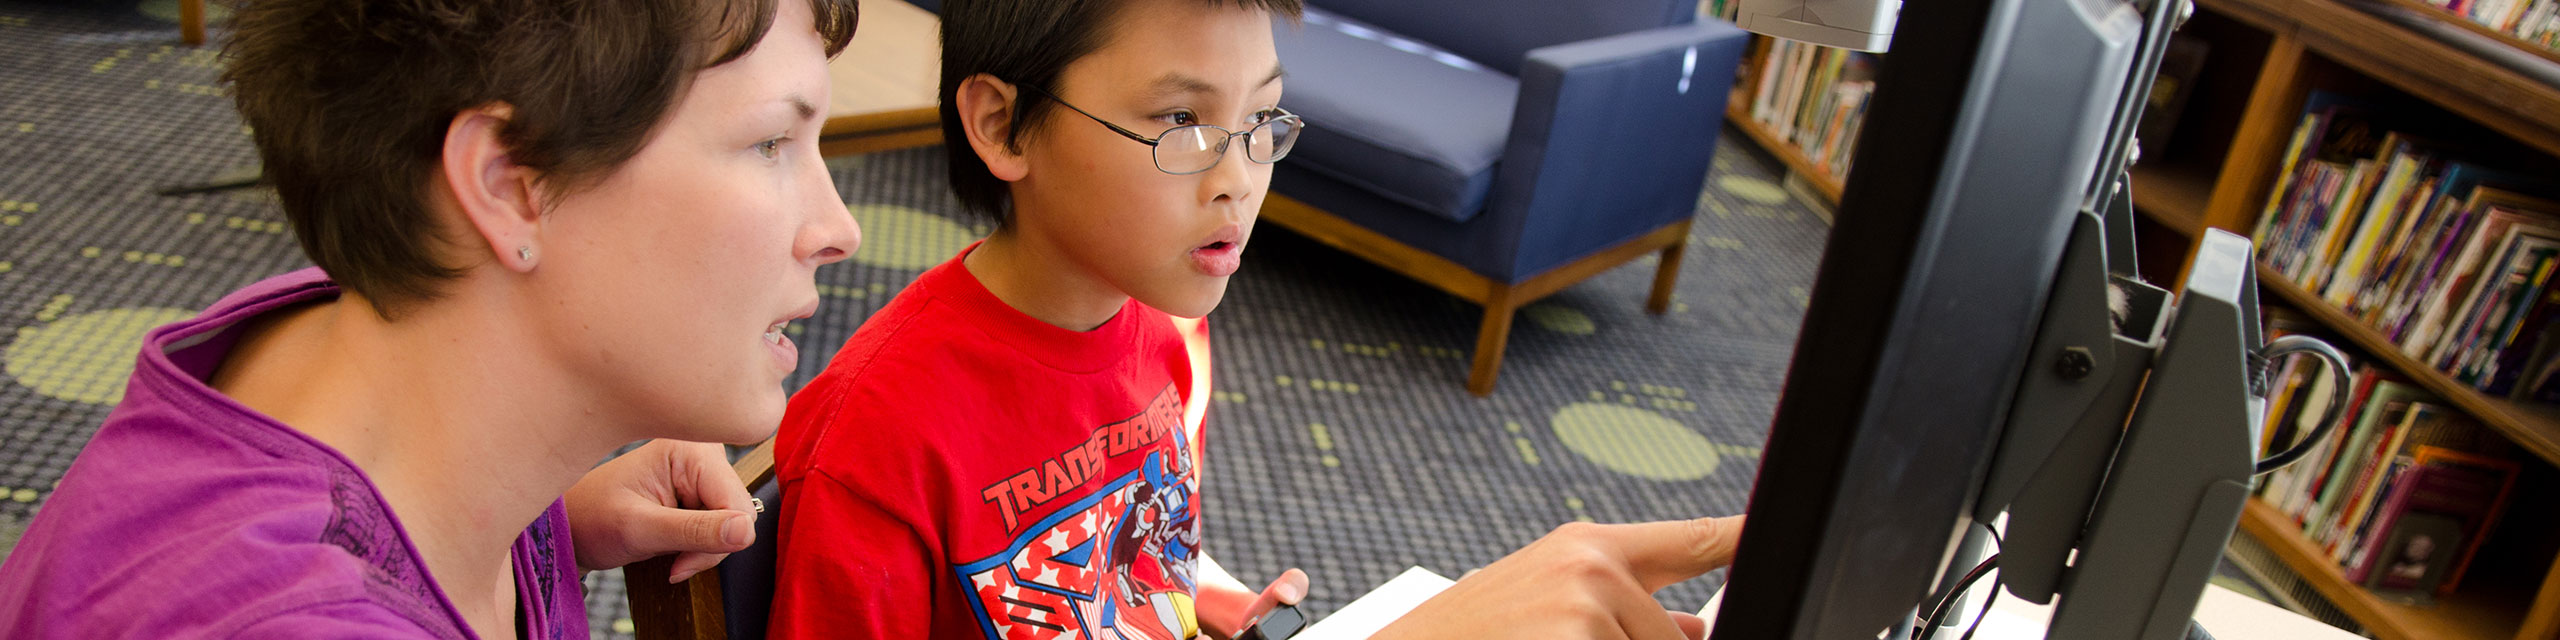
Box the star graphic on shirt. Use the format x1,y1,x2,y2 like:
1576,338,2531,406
1044,529,1071,555
973,571,998,591
1080,511,1100,538
1036,565,1061,586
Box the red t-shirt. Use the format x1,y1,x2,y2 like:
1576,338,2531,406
770,246,1212,640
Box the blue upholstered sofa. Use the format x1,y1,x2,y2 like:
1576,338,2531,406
1265,1,1748,395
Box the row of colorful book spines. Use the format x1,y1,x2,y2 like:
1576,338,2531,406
2256,164,2357,279
2261,270,2556,399
2259,232,2560,397
2254,385,2424,562
2259,449,2510,589
1747,51,1870,137
2258,456,2406,573
2430,0,2560,42
1745,94,1869,176
2254,316,2531,591
2251,375,2492,588
1775,89,1870,172
2248,163,2560,391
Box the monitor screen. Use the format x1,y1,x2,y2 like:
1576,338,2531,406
1710,0,2146,637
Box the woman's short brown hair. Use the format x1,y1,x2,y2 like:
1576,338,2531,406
222,0,858,319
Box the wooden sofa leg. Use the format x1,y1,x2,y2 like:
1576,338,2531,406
181,0,205,46
1648,234,1688,315
1468,288,1518,397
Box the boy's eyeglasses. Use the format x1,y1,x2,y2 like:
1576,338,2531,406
1016,82,1304,176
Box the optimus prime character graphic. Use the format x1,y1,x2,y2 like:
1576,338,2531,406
1096,423,1201,640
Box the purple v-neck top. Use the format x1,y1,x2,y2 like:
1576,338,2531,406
0,268,588,639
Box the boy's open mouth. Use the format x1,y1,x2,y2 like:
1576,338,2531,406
1190,225,1246,277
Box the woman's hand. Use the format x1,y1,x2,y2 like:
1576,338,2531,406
563,440,759,582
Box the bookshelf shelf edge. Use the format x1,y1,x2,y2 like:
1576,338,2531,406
2252,264,2560,468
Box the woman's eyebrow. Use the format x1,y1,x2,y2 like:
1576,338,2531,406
783,96,818,122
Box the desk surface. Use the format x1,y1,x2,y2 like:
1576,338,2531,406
825,0,940,137
1698,582,2362,639
1976,583,2363,639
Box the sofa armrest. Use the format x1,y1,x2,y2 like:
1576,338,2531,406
1484,20,1751,280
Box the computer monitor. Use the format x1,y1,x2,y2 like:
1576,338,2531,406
1709,0,2162,637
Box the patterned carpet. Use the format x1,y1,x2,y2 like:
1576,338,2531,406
0,2,1847,637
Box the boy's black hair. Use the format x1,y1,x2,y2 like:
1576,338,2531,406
938,0,1302,223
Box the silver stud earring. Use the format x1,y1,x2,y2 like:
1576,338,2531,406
517,246,533,263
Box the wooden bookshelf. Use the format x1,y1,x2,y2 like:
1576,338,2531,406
1723,97,1848,204
2249,0,2560,158
2106,0,2560,636
2241,500,2530,640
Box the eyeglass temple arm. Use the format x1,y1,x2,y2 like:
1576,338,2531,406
1013,82,1163,146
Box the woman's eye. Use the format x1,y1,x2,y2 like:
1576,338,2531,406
1158,111,1197,127
1252,109,1282,125
755,138,785,159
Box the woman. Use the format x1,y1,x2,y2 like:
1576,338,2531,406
0,0,860,636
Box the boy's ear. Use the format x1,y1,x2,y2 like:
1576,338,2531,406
955,73,1031,183
439,102,546,273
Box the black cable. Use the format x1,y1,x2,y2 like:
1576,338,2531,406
1921,530,2004,640
1920,554,1997,636
1957,568,1999,640
2254,337,2354,475
1957,530,2004,640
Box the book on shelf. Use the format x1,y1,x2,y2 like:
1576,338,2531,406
2364,508,2464,604
2349,446,2522,602
1744,38,1876,179
2424,0,2560,50
2251,90,2560,397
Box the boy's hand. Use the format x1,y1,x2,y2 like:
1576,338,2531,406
1200,567,1309,639
1372,516,1744,640
564,440,759,582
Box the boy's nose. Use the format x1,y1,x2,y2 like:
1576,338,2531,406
1199,142,1259,206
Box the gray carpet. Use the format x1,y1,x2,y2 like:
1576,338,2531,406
0,2,1841,636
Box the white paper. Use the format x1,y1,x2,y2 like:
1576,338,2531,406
1294,567,1456,640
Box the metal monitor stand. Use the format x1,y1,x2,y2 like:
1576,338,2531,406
1965,212,2350,640
1923,0,2357,637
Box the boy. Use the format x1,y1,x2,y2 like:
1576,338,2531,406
768,0,1307,637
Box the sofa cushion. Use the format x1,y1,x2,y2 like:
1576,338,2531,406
1308,0,1697,76
1273,9,1518,224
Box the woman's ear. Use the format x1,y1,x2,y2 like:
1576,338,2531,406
438,102,546,272
954,73,1031,183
